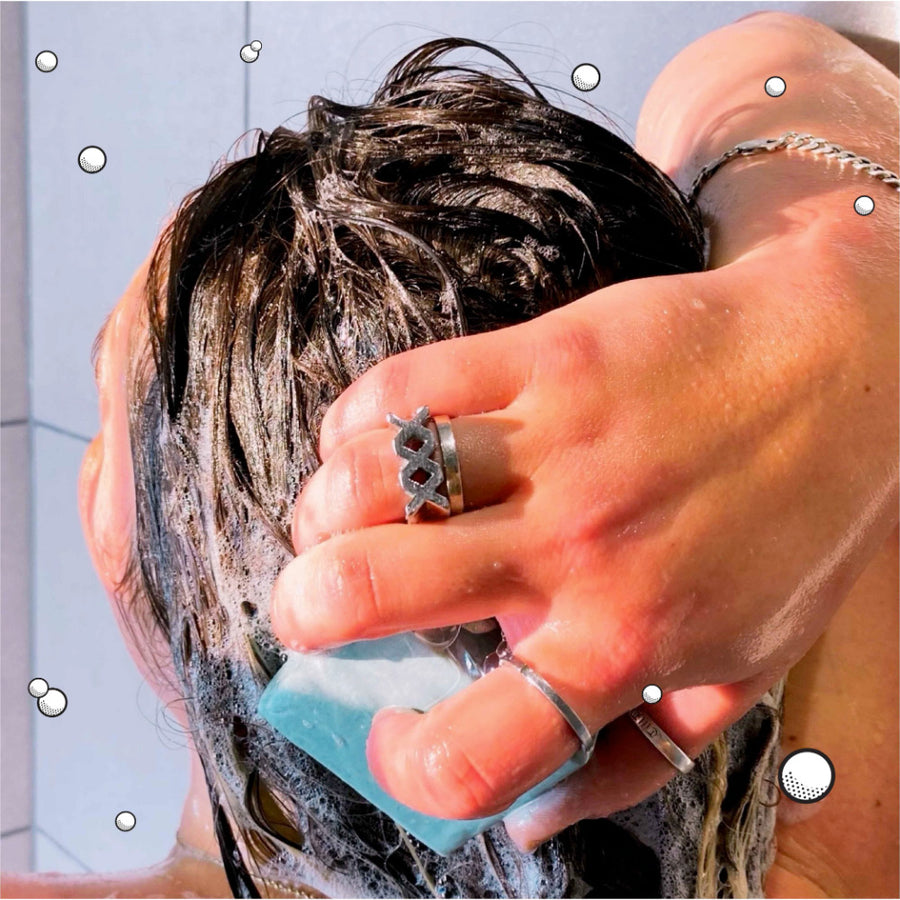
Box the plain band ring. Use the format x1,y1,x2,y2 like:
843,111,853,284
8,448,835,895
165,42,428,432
495,642,597,763
432,414,464,515
628,708,695,774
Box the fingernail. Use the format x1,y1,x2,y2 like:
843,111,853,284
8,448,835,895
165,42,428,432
503,784,572,850
271,581,315,652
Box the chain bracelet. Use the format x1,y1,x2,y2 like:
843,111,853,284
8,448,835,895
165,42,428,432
688,131,900,206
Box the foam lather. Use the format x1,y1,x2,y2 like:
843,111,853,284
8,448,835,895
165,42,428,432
257,632,587,856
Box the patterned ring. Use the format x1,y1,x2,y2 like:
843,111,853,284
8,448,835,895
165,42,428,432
387,405,464,523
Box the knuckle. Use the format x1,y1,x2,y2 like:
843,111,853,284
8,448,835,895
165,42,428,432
525,312,602,394
372,356,412,417
418,740,500,820
321,546,385,639
330,441,380,518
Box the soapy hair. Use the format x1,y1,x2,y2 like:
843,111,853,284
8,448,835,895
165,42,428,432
122,38,780,898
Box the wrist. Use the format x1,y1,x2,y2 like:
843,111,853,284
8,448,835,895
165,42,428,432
637,13,898,189
636,12,899,268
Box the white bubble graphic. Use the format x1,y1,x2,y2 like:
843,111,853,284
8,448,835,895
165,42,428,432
38,688,67,717
28,677,49,699
35,50,58,73
854,195,874,216
764,76,786,98
249,39,262,52
779,749,835,803
571,63,600,92
115,811,136,832
78,146,106,174
642,684,662,704
240,44,259,63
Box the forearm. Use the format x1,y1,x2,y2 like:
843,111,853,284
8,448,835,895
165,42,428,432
636,12,899,269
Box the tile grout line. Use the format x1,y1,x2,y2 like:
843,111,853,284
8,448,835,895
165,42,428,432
32,419,92,445
0,825,31,839
33,825,93,873
22,0,36,876
243,0,250,135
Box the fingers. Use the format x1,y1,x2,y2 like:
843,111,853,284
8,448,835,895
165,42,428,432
316,316,551,460
292,413,528,553
272,503,540,650
502,675,777,852
366,663,613,820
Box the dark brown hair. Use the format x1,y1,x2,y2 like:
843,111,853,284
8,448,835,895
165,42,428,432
126,38,704,898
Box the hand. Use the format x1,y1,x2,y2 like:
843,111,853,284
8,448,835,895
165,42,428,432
270,215,897,840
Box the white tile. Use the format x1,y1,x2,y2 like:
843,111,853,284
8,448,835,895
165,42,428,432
33,829,89,875
1,424,33,833
32,426,188,874
27,2,245,437
0,829,33,873
247,2,812,144
1,3,28,423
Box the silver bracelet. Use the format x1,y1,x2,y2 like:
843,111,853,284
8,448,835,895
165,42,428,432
689,131,900,206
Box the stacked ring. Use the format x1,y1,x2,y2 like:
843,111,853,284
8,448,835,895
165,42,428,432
387,404,696,774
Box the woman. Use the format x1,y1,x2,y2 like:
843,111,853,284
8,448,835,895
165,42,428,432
2,14,897,900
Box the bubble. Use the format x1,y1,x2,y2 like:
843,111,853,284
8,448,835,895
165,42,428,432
28,677,49,699
240,44,259,64
571,63,600,92
854,195,874,216
764,76,786,98
249,39,262,52
642,684,662,704
78,146,106,174
35,50,58,73
115,810,136,831
38,688,67,717
778,748,834,803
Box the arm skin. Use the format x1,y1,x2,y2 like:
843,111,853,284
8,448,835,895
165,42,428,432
637,11,899,272
633,13,900,897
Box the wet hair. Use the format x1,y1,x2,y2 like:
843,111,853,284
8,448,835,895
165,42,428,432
124,38,712,898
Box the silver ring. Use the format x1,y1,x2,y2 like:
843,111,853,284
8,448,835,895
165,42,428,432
387,405,464,523
627,708,695,774
432,414,464,515
490,641,597,764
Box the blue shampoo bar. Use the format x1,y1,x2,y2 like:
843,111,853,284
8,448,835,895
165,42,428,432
258,633,586,856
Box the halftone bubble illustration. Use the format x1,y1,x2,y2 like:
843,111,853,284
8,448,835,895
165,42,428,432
28,677,50,698
115,811,137,832
78,146,107,174
778,748,835,803
37,687,68,717
764,75,786,97
571,63,600,92
240,42,260,63
642,684,662,704
35,50,58,72
854,195,875,215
